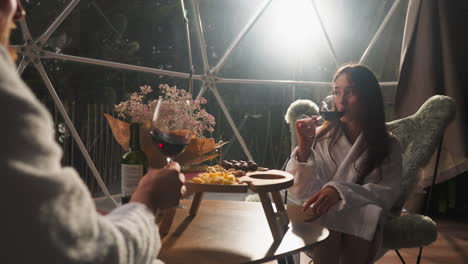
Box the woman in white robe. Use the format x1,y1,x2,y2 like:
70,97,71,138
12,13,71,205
286,64,402,264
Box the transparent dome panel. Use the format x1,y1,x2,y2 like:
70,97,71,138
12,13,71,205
315,0,400,64
216,0,341,81
195,0,264,70
9,0,75,45
43,0,191,73
361,0,409,82
216,0,406,83
201,83,304,168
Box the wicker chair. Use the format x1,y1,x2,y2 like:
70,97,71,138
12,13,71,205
284,95,456,263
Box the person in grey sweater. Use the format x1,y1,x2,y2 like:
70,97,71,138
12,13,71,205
0,1,184,263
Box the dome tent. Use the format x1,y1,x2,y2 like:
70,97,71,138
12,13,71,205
11,0,409,204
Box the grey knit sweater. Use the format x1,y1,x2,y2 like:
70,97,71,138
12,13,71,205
0,45,163,264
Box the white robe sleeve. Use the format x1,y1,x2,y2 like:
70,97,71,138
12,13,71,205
324,137,403,213
285,146,331,201
0,45,162,264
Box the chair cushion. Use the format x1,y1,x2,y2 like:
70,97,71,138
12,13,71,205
284,99,320,152
284,99,319,125
382,214,438,249
386,95,456,208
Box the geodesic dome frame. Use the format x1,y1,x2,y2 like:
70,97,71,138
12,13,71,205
13,0,406,205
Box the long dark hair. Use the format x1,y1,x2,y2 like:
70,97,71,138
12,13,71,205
315,64,390,184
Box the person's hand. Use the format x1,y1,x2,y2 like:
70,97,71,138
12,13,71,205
303,186,341,217
130,162,185,211
295,116,319,161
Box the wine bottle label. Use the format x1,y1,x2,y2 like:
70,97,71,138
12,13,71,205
121,164,143,197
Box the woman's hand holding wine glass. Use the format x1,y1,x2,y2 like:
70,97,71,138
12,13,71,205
295,115,319,162
295,95,344,162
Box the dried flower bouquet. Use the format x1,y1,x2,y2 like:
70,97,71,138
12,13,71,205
106,84,225,168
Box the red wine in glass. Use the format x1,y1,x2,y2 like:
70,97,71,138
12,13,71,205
151,128,191,158
151,98,193,164
320,111,344,122
320,95,344,122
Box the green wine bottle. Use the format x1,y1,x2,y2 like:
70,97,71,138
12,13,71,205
121,123,148,204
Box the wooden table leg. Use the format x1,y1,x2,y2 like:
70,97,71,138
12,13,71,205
159,207,177,236
271,191,290,228
259,192,285,241
159,191,204,236
190,192,204,216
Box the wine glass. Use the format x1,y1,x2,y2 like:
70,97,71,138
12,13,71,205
296,95,344,127
151,98,193,165
319,95,344,122
151,98,193,220
296,113,321,133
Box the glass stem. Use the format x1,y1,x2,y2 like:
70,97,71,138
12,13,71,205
165,156,182,208
166,157,173,164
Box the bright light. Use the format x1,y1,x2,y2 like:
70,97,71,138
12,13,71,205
264,0,317,56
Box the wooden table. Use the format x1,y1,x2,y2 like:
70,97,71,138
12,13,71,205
158,200,329,264
185,170,295,241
